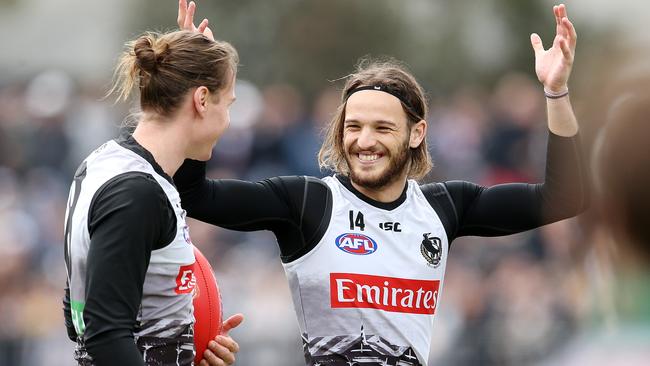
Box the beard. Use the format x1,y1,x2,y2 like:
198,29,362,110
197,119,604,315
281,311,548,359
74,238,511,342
346,137,411,190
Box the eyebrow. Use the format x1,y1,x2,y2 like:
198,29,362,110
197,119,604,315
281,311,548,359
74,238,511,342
344,119,398,127
375,120,398,128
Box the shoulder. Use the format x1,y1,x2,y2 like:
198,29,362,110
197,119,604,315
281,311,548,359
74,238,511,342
98,172,165,201
425,180,483,204
419,180,482,241
89,172,170,221
264,176,332,221
264,175,331,195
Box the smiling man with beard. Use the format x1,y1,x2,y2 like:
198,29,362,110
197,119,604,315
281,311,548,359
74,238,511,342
175,3,587,365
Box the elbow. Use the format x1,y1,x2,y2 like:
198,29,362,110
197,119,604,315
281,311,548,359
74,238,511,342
555,192,590,221
571,178,591,217
540,183,590,222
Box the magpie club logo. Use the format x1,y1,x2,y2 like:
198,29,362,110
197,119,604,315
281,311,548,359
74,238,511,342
420,233,442,268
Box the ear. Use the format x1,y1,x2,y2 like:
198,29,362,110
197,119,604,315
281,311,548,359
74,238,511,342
409,119,427,148
193,86,210,117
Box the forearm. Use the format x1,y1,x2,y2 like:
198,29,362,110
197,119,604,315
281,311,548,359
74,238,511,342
178,177,286,230
546,94,578,137
175,160,295,231
538,130,588,220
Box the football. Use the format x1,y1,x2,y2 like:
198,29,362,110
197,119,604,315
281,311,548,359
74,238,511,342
192,246,222,364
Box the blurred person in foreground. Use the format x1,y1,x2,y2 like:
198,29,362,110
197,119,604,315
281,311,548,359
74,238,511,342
543,92,650,366
61,2,242,365
175,3,587,365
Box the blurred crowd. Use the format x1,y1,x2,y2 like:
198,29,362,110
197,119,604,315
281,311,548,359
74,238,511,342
1,66,621,366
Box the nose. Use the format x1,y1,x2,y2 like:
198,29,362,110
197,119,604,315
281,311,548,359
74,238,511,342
356,126,377,150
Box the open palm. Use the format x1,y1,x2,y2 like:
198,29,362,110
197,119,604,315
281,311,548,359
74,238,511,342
531,4,577,92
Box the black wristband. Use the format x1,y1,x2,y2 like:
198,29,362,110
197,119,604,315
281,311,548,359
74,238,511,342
544,88,569,99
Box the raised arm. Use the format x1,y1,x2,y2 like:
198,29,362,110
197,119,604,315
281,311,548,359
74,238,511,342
443,130,587,239
434,4,587,241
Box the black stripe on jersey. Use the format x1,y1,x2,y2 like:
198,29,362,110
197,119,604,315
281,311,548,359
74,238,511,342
420,182,459,242
281,176,333,262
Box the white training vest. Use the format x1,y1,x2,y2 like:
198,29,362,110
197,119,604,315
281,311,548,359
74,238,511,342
283,176,450,366
64,140,196,339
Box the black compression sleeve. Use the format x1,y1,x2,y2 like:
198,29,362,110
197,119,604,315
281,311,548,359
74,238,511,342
174,160,331,260
83,173,174,366
87,337,147,366
63,283,77,341
445,132,588,238
174,160,294,231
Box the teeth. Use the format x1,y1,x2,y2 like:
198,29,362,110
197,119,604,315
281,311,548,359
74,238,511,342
359,154,379,161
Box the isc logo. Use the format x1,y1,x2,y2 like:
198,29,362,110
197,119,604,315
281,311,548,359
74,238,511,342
335,233,378,255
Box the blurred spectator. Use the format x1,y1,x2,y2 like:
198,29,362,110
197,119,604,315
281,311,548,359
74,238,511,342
210,80,262,174
248,83,306,179
482,73,545,185
280,86,340,177
23,70,74,173
428,86,489,182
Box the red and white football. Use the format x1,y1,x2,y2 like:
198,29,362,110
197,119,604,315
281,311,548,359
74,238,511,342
192,246,222,364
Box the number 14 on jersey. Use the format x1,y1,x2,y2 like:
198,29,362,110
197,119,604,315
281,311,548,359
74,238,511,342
349,210,365,231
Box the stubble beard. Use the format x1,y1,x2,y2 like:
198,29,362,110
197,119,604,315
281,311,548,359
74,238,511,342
346,138,411,191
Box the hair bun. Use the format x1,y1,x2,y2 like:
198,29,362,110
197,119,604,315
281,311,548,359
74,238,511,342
134,36,158,74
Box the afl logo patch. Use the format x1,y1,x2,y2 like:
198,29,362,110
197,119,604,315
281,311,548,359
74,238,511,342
335,233,378,255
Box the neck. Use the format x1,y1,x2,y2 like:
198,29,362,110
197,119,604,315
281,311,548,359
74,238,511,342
132,117,188,177
349,172,409,203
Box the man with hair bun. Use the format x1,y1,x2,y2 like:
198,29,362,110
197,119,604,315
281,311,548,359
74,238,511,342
62,3,242,364
175,2,587,365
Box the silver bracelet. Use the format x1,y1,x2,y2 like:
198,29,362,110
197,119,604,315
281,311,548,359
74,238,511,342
544,88,569,99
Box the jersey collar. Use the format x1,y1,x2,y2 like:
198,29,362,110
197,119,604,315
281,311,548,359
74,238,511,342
336,174,408,211
115,132,174,185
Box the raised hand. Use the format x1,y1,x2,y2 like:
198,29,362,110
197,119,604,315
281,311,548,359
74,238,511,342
198,314,244,366
530,4,577,93
178,0,214,41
